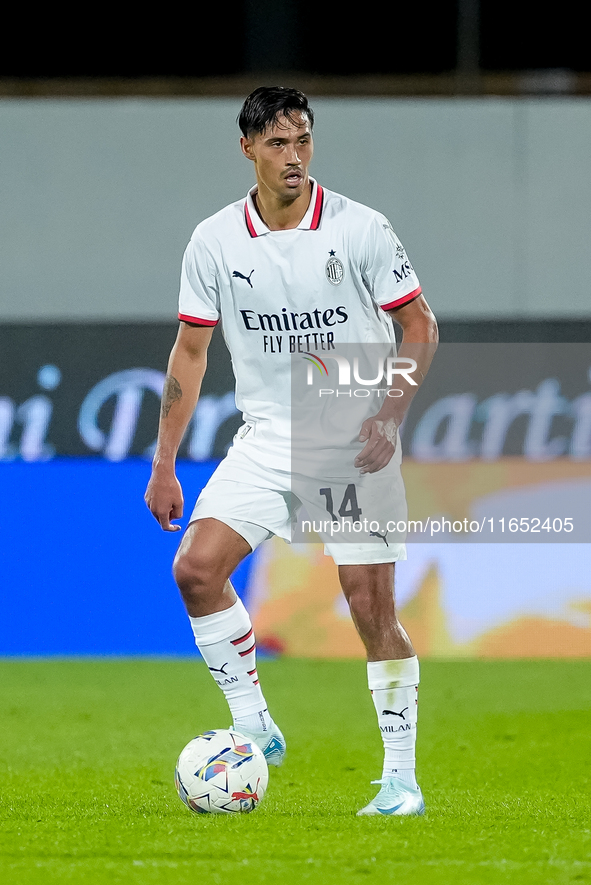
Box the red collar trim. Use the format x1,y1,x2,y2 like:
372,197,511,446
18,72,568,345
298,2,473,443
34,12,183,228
244,179,324,237
244,201,258,238
310,184,324,230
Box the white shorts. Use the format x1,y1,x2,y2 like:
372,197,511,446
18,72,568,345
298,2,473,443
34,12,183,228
190,433,407,566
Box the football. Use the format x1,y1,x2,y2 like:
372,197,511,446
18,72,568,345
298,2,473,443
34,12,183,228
174,729,269,814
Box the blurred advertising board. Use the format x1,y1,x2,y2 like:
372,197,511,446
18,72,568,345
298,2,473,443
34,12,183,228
1,325,590,657
0,323,240,462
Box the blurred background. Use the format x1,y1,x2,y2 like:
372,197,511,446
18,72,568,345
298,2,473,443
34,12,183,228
1,0,590,658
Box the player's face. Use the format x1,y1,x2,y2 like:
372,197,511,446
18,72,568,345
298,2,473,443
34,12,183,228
240,113,314,202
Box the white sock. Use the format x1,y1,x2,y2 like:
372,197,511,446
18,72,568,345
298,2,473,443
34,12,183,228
367,656,420,790
189,597,272,734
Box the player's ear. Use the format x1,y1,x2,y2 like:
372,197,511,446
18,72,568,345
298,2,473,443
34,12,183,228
240,136,255,161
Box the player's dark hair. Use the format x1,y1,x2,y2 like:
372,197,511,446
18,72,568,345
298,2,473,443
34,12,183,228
238,86,314,137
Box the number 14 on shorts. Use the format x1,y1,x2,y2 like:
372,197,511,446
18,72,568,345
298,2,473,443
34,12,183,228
319,485,362,523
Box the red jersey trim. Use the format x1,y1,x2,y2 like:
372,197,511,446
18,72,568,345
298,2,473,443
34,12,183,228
310,184,324,230
244,202,258,238
178,313,219,326
380,286,422,312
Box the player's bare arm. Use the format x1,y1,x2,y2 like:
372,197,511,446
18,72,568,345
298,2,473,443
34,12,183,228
355,294,438,474
145,322,214,531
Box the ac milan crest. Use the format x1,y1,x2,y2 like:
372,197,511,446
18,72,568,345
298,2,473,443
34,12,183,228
325,250,344,285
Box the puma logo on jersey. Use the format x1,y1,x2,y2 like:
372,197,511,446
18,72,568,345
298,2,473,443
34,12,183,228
208,663,229,675
233,269,255,288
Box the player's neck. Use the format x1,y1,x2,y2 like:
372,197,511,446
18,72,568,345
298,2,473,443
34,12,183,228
253,178,312,231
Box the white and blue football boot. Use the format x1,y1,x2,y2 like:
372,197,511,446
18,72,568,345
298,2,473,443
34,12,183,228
357,777,425,817
234,721,286,767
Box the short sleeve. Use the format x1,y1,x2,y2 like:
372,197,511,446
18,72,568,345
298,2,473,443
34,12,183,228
178,234,220,326
361,213,422,311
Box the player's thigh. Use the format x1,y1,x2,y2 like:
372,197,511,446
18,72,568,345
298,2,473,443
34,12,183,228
191,465,296,546
173,517,252,586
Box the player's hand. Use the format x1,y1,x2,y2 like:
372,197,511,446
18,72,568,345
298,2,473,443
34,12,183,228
144,469,184,532
354,416,398,474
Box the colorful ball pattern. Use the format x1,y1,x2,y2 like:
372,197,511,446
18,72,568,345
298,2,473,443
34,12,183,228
175,729,269,814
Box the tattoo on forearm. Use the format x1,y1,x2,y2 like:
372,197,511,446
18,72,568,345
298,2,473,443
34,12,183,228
161,375,183,418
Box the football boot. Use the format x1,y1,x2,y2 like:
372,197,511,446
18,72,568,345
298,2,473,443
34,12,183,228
357,776,425,816
233,721,286,767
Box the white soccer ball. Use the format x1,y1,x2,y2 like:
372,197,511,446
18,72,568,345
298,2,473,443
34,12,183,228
174,729,269,815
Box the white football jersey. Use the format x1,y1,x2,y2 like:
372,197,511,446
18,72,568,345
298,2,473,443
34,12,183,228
178,178,421,468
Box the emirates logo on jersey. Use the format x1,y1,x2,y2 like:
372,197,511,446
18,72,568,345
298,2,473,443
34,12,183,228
325,250,344,286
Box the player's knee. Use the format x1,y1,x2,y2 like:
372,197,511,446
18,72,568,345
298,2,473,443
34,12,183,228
172,545,222,599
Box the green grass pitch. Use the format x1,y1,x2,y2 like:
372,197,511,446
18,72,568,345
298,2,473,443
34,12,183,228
1,659,590,885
